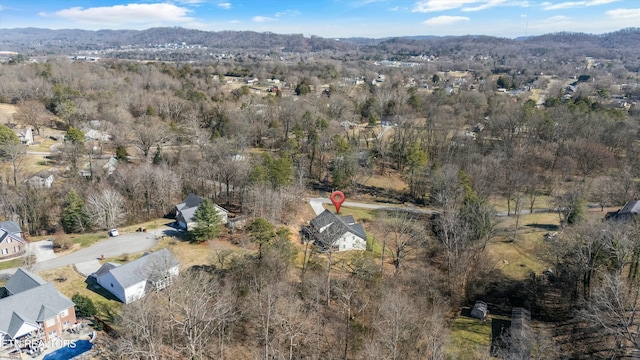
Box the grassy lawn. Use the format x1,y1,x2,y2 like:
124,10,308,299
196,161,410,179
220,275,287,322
321,204,379,223
69,233,105,247
39,267,123,322
448,315,495,359
488,212,559,280
0,257,23,270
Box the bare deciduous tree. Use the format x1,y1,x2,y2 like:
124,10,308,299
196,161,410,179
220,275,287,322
86,187,126,230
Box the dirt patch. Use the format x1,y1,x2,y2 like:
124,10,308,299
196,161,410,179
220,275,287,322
0,103,17,123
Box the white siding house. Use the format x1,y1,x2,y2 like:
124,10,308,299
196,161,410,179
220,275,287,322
302,210,367,251
93,248,179,304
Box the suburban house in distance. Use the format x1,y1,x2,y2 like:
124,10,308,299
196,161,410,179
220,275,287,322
0,268,76,343
92,248,179,304
0,221,26,260
605,200,640,221
174,193,229,231
302,209,367,251
14,127,34,145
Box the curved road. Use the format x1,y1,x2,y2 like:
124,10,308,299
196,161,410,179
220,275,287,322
0,231,161,277
33,232,158,272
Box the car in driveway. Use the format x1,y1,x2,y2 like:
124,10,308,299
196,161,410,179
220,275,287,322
109,229,119,237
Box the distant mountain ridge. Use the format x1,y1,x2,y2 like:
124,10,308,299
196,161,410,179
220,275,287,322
0,27,638,54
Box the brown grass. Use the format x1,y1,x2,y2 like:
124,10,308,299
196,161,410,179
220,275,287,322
0,103,17,123
487,212,559,280
38,266,123,321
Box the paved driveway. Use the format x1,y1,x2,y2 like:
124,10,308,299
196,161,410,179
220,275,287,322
33,232,159,272
308,197,438,216
28,240,57,262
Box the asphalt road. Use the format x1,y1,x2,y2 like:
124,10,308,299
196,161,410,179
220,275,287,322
308,197,557,217
308,197,439,216
32,232,159,272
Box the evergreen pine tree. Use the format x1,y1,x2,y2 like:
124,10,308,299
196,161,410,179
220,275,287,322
190,198,222,242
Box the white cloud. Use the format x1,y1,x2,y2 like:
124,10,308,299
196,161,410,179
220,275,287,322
413,0,527,12
422,15,470,25
547,15,571,21
218,2,232,9
252,16,276,23
275,10,301,18
606,8,640,19
542,0,619,10
48,4,194,26
463,0,507,12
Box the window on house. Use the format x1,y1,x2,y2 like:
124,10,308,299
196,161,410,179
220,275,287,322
48,330,57,338
7,238,11,243
1,249,7,255
14,246,20,253
63,321,71,329
45,319,55,327
60,309,69,317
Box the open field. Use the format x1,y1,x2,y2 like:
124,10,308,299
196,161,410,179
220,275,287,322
0,103,17,123
488,211,559,280
448,313,509,359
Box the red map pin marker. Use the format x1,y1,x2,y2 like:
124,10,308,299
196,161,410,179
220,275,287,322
330,191,345,213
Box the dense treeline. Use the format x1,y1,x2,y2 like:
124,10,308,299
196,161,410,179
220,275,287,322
0,34,640,357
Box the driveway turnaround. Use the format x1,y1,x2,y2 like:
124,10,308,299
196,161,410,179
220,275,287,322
33,232,158,272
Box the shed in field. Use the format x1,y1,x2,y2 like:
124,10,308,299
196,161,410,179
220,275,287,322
471,300,488,320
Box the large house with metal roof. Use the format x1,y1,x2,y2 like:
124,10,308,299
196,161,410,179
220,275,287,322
0,268,76,343
302,210,367,251
92,248,179,304
0,221,26,260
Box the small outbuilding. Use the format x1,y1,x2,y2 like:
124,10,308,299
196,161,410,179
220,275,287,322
470,300,488,320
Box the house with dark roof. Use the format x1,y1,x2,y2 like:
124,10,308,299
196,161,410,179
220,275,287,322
174,193,228,231
605,200,640,221
0,268,76,343
302,209,367,251
0,221,26,260
92,248,179,304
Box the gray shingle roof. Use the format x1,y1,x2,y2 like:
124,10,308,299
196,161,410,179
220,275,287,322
0,280,74,339
102,248,179,289
619,200,640,215
176,193,204,212
0,221,22,236
175,194,229,226
93,262,119,278
308,210,367,249
5,268,47,295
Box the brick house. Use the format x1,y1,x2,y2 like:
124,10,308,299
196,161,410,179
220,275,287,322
0,221,26,260
0,269,76,343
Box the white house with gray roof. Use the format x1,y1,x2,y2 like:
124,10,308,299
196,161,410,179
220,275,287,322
0,268,76,343
174,193,228,231
93,248,179,304
302,210,367,251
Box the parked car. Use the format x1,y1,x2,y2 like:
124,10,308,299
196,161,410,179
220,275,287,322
109,229,119,237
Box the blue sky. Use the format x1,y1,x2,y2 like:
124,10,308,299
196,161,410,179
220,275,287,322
0,1,638,38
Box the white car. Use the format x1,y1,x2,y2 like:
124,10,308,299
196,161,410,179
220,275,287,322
109,229,119,237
